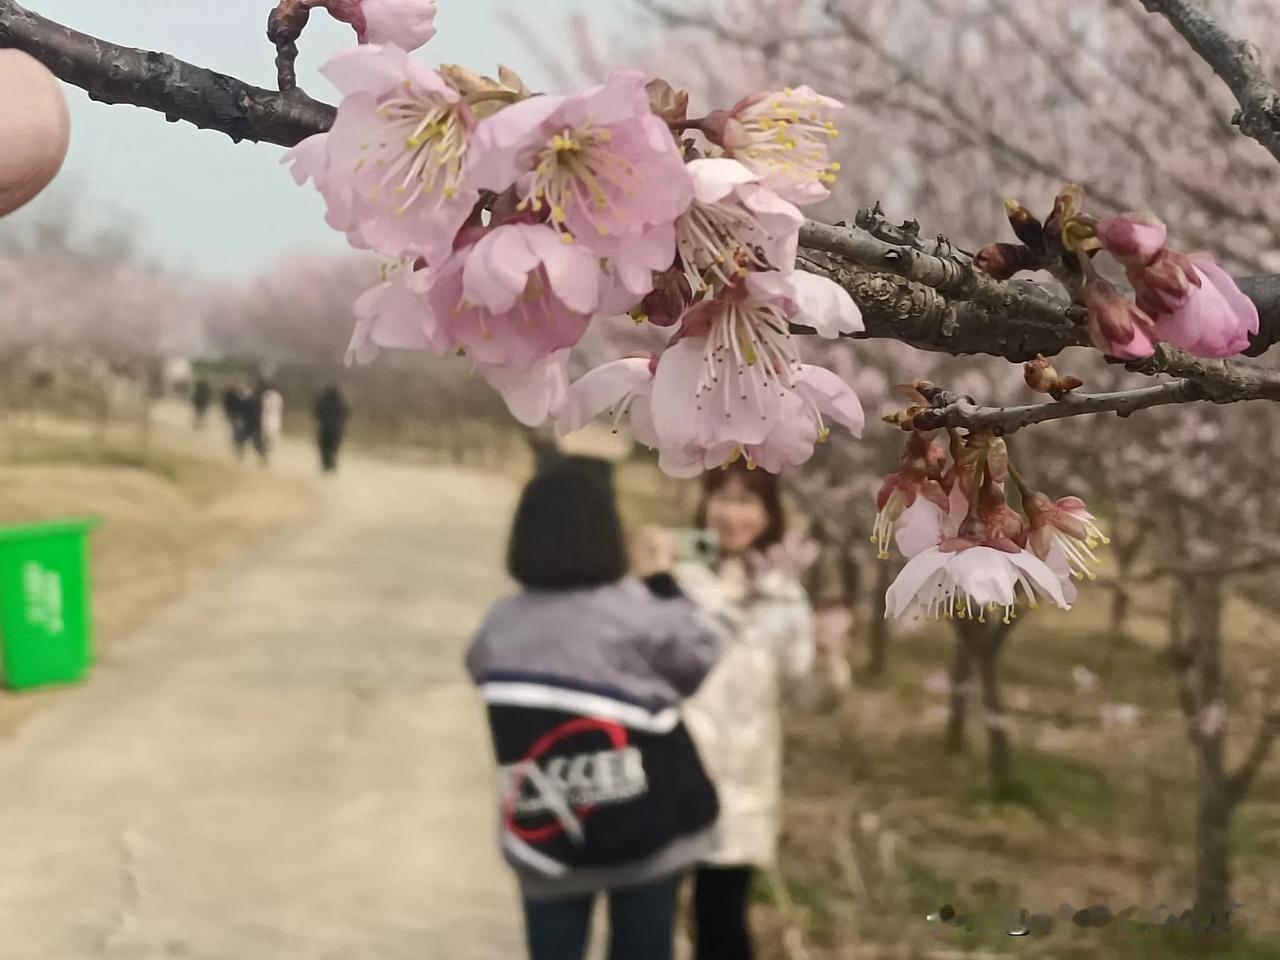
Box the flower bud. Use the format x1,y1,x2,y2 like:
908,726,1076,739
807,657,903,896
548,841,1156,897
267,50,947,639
1130,248,1199,315
1095,214,1167,267
1004,199,1045,251
1024,355,1083,394
1083,277,1157,360
975,242,1034,280
646,78,690,125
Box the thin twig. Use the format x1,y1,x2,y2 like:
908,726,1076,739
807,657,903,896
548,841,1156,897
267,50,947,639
913,380,1206,435
1140,0,1280,165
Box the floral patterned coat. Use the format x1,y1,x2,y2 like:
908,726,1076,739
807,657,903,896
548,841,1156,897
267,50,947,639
675,557,852,867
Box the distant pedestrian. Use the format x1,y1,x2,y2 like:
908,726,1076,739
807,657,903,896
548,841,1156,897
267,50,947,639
192,378,212,430
222,383,250,458
313,384,349,474
262,384,284,456
242,382,268,466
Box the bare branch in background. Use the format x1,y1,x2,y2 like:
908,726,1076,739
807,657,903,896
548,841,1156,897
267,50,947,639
1140,0,1280,165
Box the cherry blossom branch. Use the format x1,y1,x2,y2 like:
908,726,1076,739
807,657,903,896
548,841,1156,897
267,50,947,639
910,380,1205,435
912,345,1280,434
6,0,1280,387
1140,0,1280,166
0,0,335,145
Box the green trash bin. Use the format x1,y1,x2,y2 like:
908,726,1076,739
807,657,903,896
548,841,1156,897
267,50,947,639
0,518,99,691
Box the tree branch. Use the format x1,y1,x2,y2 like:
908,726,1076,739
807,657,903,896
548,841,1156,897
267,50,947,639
1140,0,1280,165
912,380,1205,435
0,0,334,146
1227,711,1280,806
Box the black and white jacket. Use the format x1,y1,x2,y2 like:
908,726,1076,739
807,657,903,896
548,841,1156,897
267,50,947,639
466,574,722,899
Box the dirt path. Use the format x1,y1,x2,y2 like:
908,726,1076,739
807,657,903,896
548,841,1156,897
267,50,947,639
0,420,524,958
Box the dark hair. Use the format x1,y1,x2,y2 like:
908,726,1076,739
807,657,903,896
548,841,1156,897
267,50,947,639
695,460,786,551
507,456,628,590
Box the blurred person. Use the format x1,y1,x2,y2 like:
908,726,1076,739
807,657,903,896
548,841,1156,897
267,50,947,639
313,384,349,474
192,377,212,430
261,383,284,455
466,456,722,960
221,382,249,458
242,381,268,466
666,460,853,960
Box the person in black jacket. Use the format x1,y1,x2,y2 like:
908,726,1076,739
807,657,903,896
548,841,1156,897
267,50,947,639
192,378,212,430
466,457,724,960
313,384,349,473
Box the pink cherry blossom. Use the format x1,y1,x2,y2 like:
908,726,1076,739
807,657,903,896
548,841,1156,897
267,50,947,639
741,365,865,472
346,263,435,363
1094,216,1261,358
0,50,71,218
873,433,949,558
676,157,803,293
325,0,438,49
477,351,571,427
428,223,600,368
1026,493,1109,581
884,537,1069,622
705,86,843,205
1094,213,1168,267
1082,274,1158,359
286,44,478,263
472,70,694,286
1137,253,1259,358
558,354,659,446
648,271,863,475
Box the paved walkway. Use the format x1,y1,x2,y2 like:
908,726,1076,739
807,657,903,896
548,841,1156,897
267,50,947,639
0,425,525,959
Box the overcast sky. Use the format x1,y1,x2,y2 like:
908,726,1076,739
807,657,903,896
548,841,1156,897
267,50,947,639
9,0,603,279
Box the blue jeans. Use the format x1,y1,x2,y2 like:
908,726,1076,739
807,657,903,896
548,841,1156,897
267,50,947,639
522,875,683,960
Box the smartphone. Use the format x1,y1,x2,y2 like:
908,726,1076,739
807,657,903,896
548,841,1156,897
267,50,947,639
672,528,720,566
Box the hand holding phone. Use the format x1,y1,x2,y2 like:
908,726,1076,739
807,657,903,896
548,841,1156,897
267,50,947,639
672,528,720,567
633,525,678,577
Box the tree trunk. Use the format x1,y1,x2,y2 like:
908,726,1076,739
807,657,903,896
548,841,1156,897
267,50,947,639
945,626,974,753
1182,575,1234,920
968,619,1016,797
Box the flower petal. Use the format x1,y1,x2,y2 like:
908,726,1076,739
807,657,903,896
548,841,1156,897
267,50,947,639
884,547,952,618
478,352,570,427
558,358,652,435
794,365,864,437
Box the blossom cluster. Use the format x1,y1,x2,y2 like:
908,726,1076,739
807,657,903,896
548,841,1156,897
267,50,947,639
975,186,1259,362
284,3,863,476
1082,214,1259,360
874,404,1108,622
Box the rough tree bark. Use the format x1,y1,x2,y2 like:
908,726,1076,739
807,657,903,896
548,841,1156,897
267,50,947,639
1170,573,1234,919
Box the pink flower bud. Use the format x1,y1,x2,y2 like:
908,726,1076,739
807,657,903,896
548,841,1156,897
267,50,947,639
1132,252,1259,359
1083,277,1157,360
1095,214,1167,267
0,51,71,218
